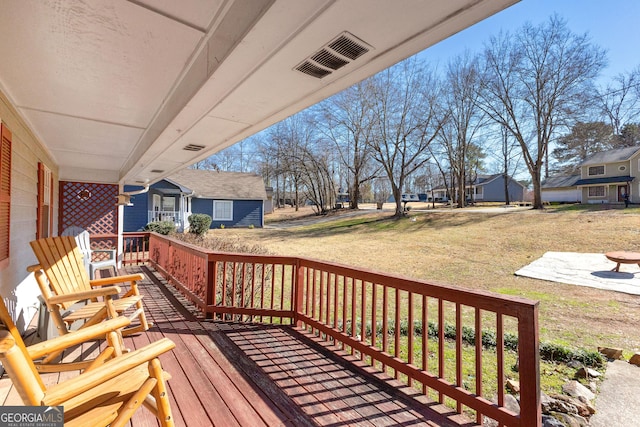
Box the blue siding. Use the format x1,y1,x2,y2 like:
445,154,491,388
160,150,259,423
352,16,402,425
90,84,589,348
481,177,525,202
123,185,149,231
191,198,263,229
123,181,183,232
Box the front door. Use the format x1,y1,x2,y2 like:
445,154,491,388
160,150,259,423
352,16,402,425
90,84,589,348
618,185,628,202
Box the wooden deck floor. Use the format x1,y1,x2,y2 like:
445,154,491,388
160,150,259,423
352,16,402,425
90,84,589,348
1,266,476,427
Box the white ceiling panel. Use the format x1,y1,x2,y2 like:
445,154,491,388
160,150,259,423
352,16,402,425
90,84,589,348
24,109,144,165
0,0,204,127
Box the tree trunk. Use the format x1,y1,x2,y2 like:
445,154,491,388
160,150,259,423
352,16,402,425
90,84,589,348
503,172,511,205
350,175,360,209
531,168,544,209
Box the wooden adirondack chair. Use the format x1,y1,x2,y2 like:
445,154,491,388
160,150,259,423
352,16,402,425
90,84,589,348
0,297,175,427
0,294,128,373
30,235,151,337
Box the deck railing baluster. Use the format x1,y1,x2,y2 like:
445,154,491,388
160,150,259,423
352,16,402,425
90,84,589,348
438,299,444,404
422,294,428,395
475,307,483,425
360,280,366,361
456,302,462,413
408,291,414,386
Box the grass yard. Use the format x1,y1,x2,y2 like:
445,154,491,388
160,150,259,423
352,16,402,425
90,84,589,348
223,203,640,356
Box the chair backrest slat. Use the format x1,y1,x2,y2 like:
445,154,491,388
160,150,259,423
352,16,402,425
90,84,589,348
30,236,92,309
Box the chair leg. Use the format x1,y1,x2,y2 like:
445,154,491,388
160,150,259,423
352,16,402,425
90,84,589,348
110,377,158,427
149,358,174,427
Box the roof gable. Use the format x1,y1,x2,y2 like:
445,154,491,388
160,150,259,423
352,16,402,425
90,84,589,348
166,169,267,200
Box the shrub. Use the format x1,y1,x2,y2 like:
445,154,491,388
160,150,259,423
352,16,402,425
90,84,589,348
188,213,212,235
143,221,175,235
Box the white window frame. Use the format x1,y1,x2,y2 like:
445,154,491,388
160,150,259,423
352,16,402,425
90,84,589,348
213,200,233,221
587,165,605,176
588,185,605,198
162,196,175,212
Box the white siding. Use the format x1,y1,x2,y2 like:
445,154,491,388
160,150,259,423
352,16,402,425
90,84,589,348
0,89,58,331
541,188,580,203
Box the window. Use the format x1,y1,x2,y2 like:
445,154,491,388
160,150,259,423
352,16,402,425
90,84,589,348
162,196,175,212
588,165,605,176
0,124,11,267
588,186,605,197
37,163,53,239
213,200,233,221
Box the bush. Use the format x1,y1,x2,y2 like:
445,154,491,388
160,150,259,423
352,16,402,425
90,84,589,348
143,221,175,235
188,213,212,235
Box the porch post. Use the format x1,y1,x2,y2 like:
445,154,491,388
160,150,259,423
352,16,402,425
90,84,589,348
517,302,541,426
117,183,124,267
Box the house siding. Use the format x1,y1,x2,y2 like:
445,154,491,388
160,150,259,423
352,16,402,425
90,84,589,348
578,157,636,204
123,185,150,231
0,89,58,331
191,198,263,229
479,177,524,202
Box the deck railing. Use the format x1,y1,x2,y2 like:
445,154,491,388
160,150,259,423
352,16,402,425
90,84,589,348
127,232,540,427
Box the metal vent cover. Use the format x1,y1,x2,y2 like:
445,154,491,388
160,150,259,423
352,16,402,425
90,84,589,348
296,61,332,78
183,144,206,152
295,32,371,79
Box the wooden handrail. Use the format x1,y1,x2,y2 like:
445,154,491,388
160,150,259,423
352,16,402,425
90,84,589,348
126,232,540,427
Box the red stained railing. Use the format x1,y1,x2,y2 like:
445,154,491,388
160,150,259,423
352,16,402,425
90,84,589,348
128,232,540,427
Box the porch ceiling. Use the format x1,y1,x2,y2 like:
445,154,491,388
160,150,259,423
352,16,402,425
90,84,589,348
0,0,518,186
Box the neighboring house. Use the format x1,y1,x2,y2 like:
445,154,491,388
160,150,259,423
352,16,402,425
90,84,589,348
431,174,525,203
542,146,640,204
124,169,267,231
541,175,581,203
466,174,526,203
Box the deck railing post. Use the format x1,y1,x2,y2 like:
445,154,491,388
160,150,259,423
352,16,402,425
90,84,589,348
517,303,541,426
205,257,215,320
294,260,305,327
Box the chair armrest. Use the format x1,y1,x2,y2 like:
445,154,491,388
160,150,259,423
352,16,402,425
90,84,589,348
27,317,131,359
47,286,121,304
42,338,176,406
26,264,42,273
0,330,16,354
90,273,145,287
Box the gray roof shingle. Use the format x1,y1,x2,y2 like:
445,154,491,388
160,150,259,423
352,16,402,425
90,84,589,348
579,146,640,166
166,169,267,200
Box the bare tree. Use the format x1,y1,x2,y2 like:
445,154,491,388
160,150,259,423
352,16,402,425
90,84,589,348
367,58,445,217
597,67,640,136
479,15,606,209
319,82,380,209
437,52,486,207
268,114,316,210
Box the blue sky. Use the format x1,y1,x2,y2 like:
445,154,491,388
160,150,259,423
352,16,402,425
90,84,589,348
418,0,639,83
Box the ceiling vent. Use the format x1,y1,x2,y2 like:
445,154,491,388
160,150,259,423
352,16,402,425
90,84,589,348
183,144,206,152
295,32,371,79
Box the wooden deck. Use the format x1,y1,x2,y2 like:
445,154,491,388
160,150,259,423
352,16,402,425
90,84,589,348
1,265,477,427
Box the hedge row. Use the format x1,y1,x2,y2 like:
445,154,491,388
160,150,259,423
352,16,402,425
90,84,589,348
340,319,604,368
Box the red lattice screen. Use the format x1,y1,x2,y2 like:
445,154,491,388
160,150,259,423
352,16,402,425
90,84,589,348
59,181,118,251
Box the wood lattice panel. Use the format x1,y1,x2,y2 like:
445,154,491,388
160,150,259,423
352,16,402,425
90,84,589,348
59,181,118,250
